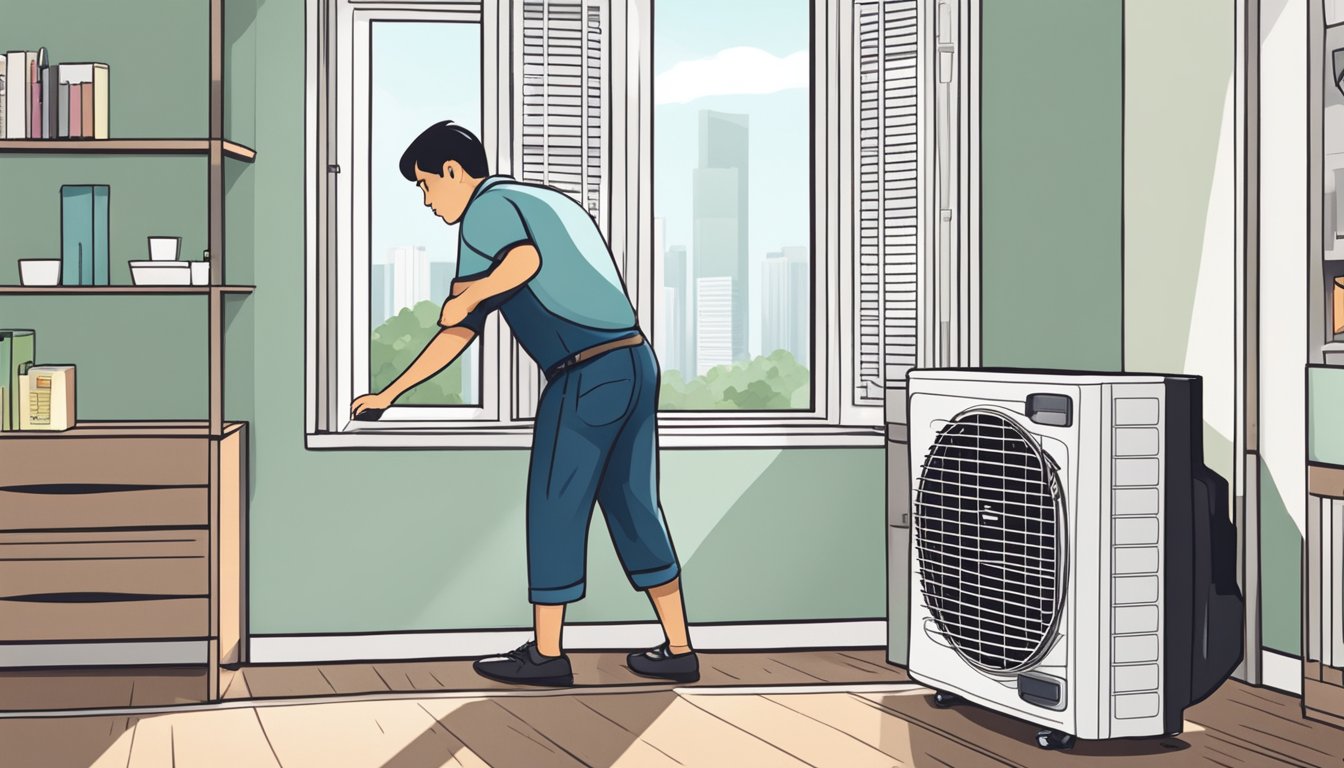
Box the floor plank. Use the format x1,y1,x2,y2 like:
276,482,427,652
0,714,136,768
159,708,283,768
1184,684,1344,768
765,689,1014,767
256,698,488,768
495,692,682,767
579,690,813,766
416,697,591,768
681,690,904,768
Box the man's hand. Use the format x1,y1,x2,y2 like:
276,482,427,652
351,390,395,419
439,294,478,328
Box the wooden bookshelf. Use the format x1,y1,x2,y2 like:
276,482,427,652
0,285,255,296
0,138,257,162
0,0,252,705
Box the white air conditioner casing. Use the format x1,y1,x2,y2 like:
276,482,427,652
904,368,1242,743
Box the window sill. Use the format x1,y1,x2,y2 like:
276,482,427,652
306,421,886,450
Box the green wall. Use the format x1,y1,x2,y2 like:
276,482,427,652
980,0,1123,370
0,1,887,636
1310,366,1344,464
1123,0,1236,486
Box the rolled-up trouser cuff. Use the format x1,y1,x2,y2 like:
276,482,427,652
530,582,586,605
628,562,681,591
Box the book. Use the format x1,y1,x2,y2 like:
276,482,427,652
80,81,92,138
60,185,110,286
69,81,81,138
41,58,54,139
57,81,69,139
0,58,7,138
28,50,39,139
62,63,108,140
4,51,31,139
0,330,36,432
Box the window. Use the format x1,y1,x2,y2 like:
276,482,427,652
306,0,934,447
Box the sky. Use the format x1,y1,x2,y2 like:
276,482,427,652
371,21,481,267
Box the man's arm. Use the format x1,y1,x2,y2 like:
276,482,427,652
440,244,541,328
351,326,475,417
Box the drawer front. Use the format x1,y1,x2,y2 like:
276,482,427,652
0,598,208,642
0,487,208,531
0,555,206,599
0,437,209,487
0,529,207,560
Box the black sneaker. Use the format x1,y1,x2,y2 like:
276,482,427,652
626,643,700,683
472,641,574,687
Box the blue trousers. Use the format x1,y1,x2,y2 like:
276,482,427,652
526,341,681,604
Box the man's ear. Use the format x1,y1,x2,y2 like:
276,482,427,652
442,160,460,181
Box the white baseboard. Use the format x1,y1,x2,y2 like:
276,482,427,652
250,620,887,664
1261,649,1303,696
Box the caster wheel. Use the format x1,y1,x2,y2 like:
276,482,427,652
932,691,963,709
1035,728,1076,750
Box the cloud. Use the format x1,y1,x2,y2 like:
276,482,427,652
655,47,808,105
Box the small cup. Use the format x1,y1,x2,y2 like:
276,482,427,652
18,259,61,286
190,261,210,286
148,236,182,261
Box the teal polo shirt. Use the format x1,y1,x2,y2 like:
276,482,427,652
454,176,639,373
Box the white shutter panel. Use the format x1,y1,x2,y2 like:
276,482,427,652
518,0,608,231
854,0,918,403
513,0,610,418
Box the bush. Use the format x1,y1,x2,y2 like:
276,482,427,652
659,349,810,410
369,300,466,404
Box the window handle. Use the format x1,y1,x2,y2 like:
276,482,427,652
327,164,341,174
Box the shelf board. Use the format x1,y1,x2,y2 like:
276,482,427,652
0,139,256,162
0,285,254,296
0,420,245,439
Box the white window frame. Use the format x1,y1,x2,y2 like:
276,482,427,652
306,0,949,449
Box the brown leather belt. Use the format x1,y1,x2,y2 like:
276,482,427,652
545,332,645,379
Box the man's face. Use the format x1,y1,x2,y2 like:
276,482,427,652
415,161,473,224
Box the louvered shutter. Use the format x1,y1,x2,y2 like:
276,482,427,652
854,0,918,403
518,0,608,231
513,0,610,416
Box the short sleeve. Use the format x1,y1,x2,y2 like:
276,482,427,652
461,190,532,262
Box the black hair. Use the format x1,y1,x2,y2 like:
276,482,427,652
398,121,489,181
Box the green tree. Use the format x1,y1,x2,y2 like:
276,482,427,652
659,349,810,411
369,300,466,405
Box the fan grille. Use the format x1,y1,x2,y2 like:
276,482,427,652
913,409,1065,672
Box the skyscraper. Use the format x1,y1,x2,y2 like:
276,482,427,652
762,246,810,366
696,276,734,376
387,245,430,315
693,110,749,364
430,261,454,304
371,264,390,327
663,244,690,375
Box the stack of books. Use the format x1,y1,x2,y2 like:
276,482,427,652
0,47,108,139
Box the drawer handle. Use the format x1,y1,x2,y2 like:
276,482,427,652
1,483,206,494
1,592,206,603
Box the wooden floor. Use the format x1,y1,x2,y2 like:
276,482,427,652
1,651,1341,767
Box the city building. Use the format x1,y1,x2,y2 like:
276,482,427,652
762,246,810,366
693,109,750,363
696,275,734,376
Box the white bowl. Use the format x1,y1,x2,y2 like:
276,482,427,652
148,236,181,261
19,259,61,286
130,260,191,286
190,261,210,286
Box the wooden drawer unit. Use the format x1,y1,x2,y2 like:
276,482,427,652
0,422,246,706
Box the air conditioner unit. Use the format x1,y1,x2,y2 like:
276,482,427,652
905,368,1244,749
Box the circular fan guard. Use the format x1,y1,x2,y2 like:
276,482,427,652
913,409,1066,672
